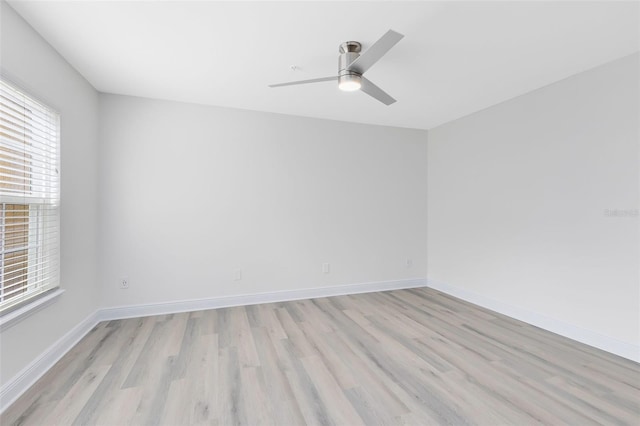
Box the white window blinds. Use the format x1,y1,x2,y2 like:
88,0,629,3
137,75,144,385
0,79,60,314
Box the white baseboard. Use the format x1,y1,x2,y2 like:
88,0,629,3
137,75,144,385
426,279,640,363
0,311,100,414
99,278,428,321
0,277,427,414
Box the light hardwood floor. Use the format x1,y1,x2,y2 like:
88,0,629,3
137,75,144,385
2,288,639,425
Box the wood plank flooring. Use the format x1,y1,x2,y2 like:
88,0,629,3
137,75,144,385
2,288,639,425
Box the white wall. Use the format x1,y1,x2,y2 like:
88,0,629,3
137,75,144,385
0,2,99,382
427,54,639,355
98,94,428,307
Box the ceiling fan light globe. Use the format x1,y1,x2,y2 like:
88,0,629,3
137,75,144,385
338,74,362,92
339,81,361,92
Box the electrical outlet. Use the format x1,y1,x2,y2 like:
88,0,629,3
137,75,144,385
234,269,242,281
120,278,129,289
405,258,413,268
322,263,330,274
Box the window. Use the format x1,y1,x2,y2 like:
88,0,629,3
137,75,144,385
0,79,60,315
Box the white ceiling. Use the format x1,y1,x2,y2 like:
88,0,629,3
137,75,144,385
7,1,639,130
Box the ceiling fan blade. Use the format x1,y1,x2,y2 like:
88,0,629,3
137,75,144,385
269,76,337,88
360,77,396,105
346,30,404,75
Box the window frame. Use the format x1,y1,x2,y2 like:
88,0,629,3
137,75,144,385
0,75,62,326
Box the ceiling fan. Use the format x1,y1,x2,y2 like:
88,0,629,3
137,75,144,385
269,30,404,106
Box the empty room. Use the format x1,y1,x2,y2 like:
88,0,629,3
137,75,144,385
0,0,638,424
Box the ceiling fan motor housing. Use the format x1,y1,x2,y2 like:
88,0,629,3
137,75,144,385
338,41,362,83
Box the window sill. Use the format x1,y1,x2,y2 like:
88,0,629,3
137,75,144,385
0,288,65,332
